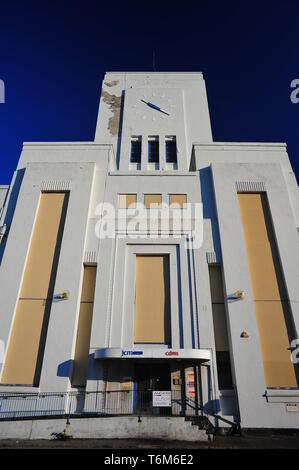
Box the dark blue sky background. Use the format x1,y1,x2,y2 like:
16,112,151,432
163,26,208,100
0,0,298,184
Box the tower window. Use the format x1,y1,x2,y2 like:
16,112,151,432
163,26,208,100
144,194,162,209
148,136,159,163
119,194,137,209
130,136,142,163
169,194,187,208
165,136,177,164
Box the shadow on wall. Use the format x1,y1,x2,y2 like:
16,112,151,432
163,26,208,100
57,354,104,383
199,167,222,261
57,359,73,379
116,91,125,170
0,169,25,264
176,246,184,349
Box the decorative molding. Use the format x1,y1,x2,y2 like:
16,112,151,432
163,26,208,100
235,181,266,193
41,181,71,192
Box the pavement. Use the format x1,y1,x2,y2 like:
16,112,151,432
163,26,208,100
0,433,298,449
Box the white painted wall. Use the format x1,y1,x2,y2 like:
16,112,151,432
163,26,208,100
0,73,298,430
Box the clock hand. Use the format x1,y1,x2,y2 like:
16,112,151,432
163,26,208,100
141,99,170,116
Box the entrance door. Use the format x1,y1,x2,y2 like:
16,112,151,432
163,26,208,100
134,363,171,415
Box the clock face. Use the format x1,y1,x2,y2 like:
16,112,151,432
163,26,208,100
132,90,176,122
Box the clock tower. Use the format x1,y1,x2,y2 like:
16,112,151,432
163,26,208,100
95,72,213,171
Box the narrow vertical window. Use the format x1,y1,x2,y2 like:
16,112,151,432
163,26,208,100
1,192,69,386
165,136,177,164
148,136,159,164
72,265,97,388
119,194,137,209
169,194,187,209
144,194,162,209
130,136,141,164
209,265,233,389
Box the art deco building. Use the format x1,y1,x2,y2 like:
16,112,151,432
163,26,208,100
0,72,298,431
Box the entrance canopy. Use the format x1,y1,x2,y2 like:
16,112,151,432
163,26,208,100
94,347,211,361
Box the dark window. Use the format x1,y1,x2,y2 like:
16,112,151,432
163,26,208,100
165,138,177,163
148,138,159,163
130,138,141,163
216,351,233,389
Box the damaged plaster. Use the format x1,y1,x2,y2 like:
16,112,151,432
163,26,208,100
101,90,122,136
104,80,119,88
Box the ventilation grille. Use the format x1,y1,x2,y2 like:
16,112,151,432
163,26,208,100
206,251,221,264
235,181,266,192
41,181,71,192
84,251,97,264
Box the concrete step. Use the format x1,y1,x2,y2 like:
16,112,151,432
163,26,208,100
0,416,211,442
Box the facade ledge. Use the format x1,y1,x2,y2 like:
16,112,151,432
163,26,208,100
265,389,299,397
22,142,114,151
108,171,198,177
193,141,287,151
0,386,40,394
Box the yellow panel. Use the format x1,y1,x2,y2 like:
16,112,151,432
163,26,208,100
20,192,68,299
134,255,171,344
72,266,97,387
144,194,162,209
169,194,187,208
1,300,48,386
238,193,285,301
81,266,97,302
238,193,297,387
254,302,297,388
119,194,136,209
72,303,94,387
1,192,68,386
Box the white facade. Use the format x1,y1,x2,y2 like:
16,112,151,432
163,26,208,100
0,72,298,430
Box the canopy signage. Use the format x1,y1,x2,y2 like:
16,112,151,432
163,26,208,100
94,347,211,361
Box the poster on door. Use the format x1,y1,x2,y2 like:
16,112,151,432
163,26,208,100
186,371,196,397
152,391,171,407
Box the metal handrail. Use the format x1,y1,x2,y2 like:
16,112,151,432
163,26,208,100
0,389,241,434
185,395,241,434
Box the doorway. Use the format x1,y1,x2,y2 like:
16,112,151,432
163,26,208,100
134,363,171,415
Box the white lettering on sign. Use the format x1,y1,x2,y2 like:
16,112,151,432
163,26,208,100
152,391,172,407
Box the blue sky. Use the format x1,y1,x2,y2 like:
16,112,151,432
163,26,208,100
0,0,298,184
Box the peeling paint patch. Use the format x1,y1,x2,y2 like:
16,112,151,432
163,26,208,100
104,80,119,88
101,90,122,136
